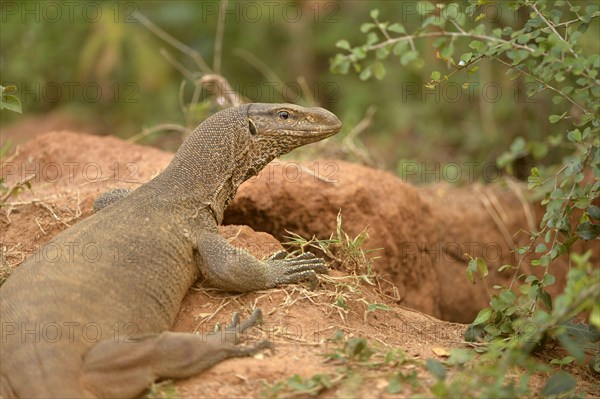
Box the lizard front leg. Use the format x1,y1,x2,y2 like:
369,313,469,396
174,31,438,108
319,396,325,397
195,231,328,292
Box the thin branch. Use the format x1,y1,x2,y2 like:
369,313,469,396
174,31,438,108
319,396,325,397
213,0,227,74
531,3,578,59
297,76,315,106
373,16,392,41
159,48,197,82
358,31,536,54
342,106,377,166
232,48,285,85
232,48,300,102
132,10,212,73
196,74,245,106
493,57,589,114
0,174,35,205
126,124,191,143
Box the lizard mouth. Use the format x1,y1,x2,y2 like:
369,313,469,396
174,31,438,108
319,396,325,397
285,127,341,138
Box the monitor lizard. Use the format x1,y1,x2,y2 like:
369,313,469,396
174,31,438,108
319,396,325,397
0,103,342,398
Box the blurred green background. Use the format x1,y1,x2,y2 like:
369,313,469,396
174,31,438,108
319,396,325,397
1,0,598,182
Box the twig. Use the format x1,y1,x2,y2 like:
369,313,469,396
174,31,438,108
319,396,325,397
232,48,300,102
126,124,191,143
0,174,35,205
475,186,518,266
493,57,589,114
213,0,227,74
159,48,198,82
504,178,536,233
353,31,536,55
297,164,337,184
531,3,578,59
132,10,212,73
196,74,245,106
342,106,377,166
297,76,315,106
0,145,20,163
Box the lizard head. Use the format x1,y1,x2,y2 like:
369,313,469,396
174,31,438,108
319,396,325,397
226,103,342,206
241,104,342,163
245,103,342,154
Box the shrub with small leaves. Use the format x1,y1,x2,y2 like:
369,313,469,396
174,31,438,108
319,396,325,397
331,0,599,395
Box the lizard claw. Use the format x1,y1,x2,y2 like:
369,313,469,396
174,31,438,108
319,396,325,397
267,252,329,288
266,250,289,261
211,309,264,344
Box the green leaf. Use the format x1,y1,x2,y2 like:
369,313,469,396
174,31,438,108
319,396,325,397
576,222,600,240
360,23,376,33
472,307,493,325
387,374,403,394
0,94,22,113
460,52,473,64
498,264,513,272
447,348,474,365
351,47,367,60
542,274,555,287
367,302,390,312
346,337,374,361
392,41,409,55
567,129,582,142
376,46,390,60
388,23,406,34
500,290,516,305
440,43,454,60
588,205,600,220
370,9,379,19
535,243,547,253
359,66,372,81
366,32,378,46
469,40,485,51
330,56,350,75
477,258,488,277
372,62,386,80
591,303,600,329
431,71,441,81
400,51,418,66
426,359,446,380
549,114,563,123
542,371,576,396
335,40,351,50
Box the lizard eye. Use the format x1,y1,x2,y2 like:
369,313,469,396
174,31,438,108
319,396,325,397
248,120,258,135
278,111,289,120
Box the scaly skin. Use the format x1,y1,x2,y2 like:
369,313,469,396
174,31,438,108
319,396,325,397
0,103,341,398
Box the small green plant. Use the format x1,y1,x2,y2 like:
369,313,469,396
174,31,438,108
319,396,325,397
262,373,338,398
262,333,421,398
284,211,388,318
0,175,35,208
144,379,177,399
0,85,22,113
285,211,381,280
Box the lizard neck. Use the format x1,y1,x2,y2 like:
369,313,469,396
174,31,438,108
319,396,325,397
152,105,250,224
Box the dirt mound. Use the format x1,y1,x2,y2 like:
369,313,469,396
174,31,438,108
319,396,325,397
1,131,597,397
224,161,597,322
3,131,594,323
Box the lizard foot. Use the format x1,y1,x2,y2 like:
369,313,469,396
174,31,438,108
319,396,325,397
267,251,329,288
209,308,272,354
